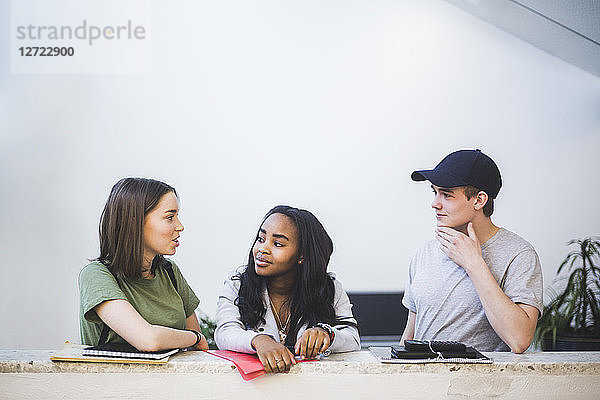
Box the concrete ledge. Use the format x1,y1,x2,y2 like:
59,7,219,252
1,350,599,399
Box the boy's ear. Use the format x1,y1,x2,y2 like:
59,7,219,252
474,191,488,211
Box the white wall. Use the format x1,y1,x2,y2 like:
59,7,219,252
0,0,599,349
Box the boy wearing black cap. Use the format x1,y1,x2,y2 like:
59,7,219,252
401,149,543,353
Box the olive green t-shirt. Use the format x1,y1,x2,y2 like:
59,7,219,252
78,260,199,346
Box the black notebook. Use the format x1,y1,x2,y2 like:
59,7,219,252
368,344,492,365
391,344,488,359
83,342,179,360
387,344,491,364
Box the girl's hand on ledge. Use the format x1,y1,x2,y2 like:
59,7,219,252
252,334,296,373
195,333,209,351
295,327,330,360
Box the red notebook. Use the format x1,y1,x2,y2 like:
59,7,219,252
206,350,266,380
205,350,316,381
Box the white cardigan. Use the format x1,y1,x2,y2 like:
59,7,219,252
214,271,361,354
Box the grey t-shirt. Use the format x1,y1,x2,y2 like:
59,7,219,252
402,228,543,352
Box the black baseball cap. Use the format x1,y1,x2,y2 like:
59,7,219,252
411,149,502,199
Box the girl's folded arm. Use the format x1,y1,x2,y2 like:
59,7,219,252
95,299,198,351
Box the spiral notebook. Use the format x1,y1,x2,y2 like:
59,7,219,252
50,342,176,365
82,342,179,360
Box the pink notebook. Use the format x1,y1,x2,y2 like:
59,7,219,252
205,350,316,381
206,350,266,380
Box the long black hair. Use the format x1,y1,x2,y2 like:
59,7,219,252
234,205,355,347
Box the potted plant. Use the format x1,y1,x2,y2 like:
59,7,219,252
197,310,218,349
534,237,600,351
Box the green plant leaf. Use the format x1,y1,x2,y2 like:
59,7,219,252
535,236,600,344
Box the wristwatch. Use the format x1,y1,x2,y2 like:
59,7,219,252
315,323,335,342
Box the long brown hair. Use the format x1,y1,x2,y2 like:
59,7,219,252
95,177,177,278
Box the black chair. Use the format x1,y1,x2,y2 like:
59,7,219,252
347,291,408,348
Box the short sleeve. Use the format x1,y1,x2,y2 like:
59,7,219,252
501,249,544,315
168,260,200,318
78,263,127,323
402,250,418,313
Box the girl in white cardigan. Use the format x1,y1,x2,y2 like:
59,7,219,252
215,205,360,373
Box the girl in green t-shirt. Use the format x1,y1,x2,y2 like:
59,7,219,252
79,177,207,351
